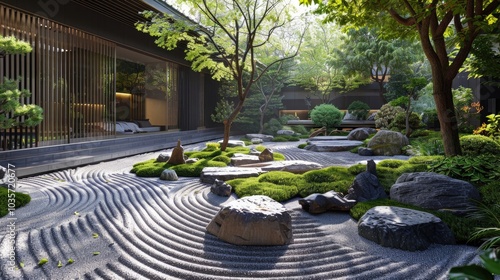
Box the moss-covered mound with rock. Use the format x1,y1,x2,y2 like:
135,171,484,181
131,143,285,178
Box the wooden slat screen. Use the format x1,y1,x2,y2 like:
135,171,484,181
1,4,116,150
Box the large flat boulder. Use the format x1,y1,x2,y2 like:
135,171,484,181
230,153,261,166
304,140,363,152
239,160,322,174
246,134,274,142
390,172,481,213
358,206,455,251
206,195,293,246
200,167,265,184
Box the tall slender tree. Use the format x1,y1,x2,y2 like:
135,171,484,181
137,0,305,150
301,0,500,156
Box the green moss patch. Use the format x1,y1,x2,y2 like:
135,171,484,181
0,187,31,217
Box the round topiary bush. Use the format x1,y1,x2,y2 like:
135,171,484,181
310,104,343,130
347,101,370,120
375,104,404,129
460,134,500,156
388,111,423,133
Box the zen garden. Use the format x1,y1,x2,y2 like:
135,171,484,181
1,0,500,279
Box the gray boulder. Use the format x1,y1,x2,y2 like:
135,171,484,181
156,152,170,162
345,171,387,202
160,169,178,181
219,140,246,147
277,129,295,135
246,134,274,142
358,147,374,156
299,190,356,214
210,179,232,197
251,138,263,144
206,195,293,245
231,153,261,166
347,128,377,141
367,130,409,156
358,206,455,251
390,172,481,213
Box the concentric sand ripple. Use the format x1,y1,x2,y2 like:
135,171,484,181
0,143,478,279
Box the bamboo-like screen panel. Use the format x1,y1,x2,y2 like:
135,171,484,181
1,5,116,149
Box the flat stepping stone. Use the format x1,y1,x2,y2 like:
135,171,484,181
200,167,265,184
308,136,348,141
239,160,322,174
206,195,293,246
358,206,455,251
305,140,363,152
230,153,261,166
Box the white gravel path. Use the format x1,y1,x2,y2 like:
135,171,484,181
0,141,480,279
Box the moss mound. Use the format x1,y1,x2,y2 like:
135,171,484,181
0,187,31,217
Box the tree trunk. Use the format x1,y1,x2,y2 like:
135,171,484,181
220,97,245,151
377,80,387,104
433,81,461,156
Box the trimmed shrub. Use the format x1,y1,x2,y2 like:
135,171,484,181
263,118,283,135
310,104,343,130
298,143,308,149
347,100,370,120
272,135,300,142
291,125,309,135
388,111,423,133
204,142,220,151
375,104,404,129
188,150,223,159
258,171,301,186
460,134,500,156
211,155,231,165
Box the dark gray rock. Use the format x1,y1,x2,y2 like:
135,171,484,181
206,195,293,245
347,128,377,141
345,171,387,202
358,206,455,251
200,167,264,184
390,172,481,212
218,140,246,147
366,159,377,176
299,190,356,214
367,130,409,156
211,179,232,197
156,153,170,162
259,148,274,162
358,147,374,156
160,169,178,181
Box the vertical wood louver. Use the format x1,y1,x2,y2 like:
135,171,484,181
1,4,116,149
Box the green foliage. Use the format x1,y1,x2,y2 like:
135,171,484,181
449,249,500,280
347,101,370,120
468,202,500,250
262,118,283,135
211,80,235,123
374,104,404,129
422,109,439,128
460,135,500,156
135,165,166,177
480,182,500,208
474,114,500,140
187,150,222,159
407,155,444,165
388,111,422,133
204,142,220,151
298,143,308,149
429,155,500,186
210,155,231,165
0,186,31,217
291,124,309,135
258,171,301,186
272,135,300,142
453,86,480,133
310,104,343,129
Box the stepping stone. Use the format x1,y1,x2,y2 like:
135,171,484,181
240,160,322,174
358,206,455,251
305,140,363,152
200,167,265,184
230,154,260,166
308,136,348,141
206,195,293,245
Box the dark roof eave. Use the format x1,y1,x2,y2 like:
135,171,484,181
142,0,197,25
